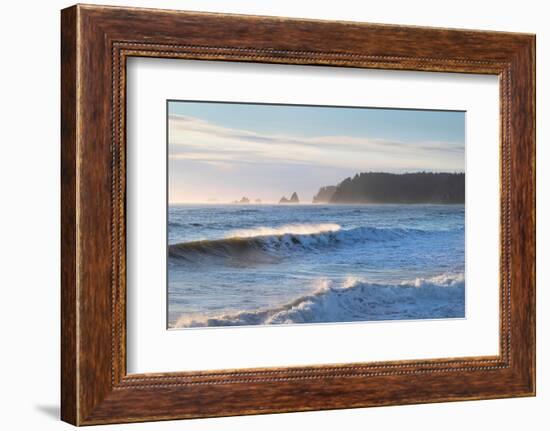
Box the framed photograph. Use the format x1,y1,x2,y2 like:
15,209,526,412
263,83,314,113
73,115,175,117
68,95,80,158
165,100,467,330
61,4,536,425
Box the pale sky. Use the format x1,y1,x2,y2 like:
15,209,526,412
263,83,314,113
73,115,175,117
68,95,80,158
168,101,465,204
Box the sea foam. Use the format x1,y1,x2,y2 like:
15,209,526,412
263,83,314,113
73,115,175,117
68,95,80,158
228,223,341,238
171,273,465,328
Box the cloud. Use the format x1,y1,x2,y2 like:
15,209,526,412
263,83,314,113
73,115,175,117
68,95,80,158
168,114,464,172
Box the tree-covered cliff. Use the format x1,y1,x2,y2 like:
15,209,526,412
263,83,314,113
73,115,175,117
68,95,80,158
315,172,464,204
312,186,338,203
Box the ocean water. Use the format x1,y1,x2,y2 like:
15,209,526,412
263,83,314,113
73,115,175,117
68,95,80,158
168,204,465,328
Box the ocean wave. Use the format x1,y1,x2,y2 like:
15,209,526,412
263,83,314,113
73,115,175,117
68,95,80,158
168,223,456,264
168,221,184,228
234,209,261,214
168,221,203,228
228,223,341,238
171,273,465,328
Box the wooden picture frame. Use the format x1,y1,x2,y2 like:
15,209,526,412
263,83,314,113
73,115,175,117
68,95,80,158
61,4,535,425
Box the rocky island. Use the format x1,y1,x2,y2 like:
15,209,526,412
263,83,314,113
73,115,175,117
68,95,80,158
232,196,250,204
279,192,300,204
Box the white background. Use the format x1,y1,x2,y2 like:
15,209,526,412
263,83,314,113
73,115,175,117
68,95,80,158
127,60,500,373
0,0,547,430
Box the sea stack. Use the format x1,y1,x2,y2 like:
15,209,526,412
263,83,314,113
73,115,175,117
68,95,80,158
232,196,250,204
279,192,300,204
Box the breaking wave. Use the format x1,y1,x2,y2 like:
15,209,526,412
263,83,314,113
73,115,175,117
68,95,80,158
171,273,465,328
228,223,341,238
168,223,455,264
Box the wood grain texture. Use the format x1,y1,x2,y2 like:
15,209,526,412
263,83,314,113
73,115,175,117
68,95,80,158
60,4,536,425
60,5,78,425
